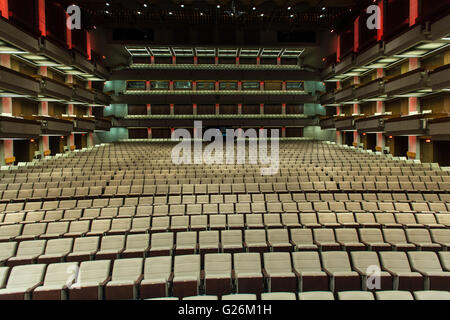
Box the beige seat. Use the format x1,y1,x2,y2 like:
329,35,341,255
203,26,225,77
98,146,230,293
190,215,208,231
359,229,391,251
86,219,111,236
105,258,144,300
379,252,424,291
32,262,78,300
298,291,335,300
375,212,402,228
375,290,414,300
407,251,450,291
299,213,321,228
151,217,170,232
68,260,111,300
233,252,263,295
261,292,296,300
383,229,416,251
413,290,450,300
244,229,268,252
321,251,360,292
183,295,218,300
350,251,393,290
222,294,257,300
355,212,380,228
221,230,243,253
37,238,73,264
267,229,292,251
0,242,17,266
415,214,444,229
15,223,47,241
335,229,366,251
0,225,22,242
246,214,264,229
203,253,232,295
130,217,150,233
140,256,172,299
281,213,301,228
7,240,46,267
122,233,150,258
338,291,374,300
66,237,100,262
199,231,220,254
107,218,132,235
292,251,328,292
263,252,296,292
172,254,201,298
95,235,126,260
433,231,450,252
313,229,340,251
209,215,226,230
149,232,174,256
405,229,441,251
290,229,318,251
64,221,90,238
175,232,197,255
0,264,46,300
0,267,9,289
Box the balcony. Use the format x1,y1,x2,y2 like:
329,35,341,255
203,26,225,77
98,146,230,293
39,38,72,66
0,66,40,97
63,117,95,133
40,77,73,101
0,18,40,53
334,86,355,103
384,114,429,136
32,116,74,135
384,24,428,56
428,117,450,140
354,115,396,133
334,116,357,131
95,118,112,132
73,86,95,104
0,116,41,139
319,117,336,130
384,68,429,97
355,79,385,100
94,91,111,106
355,43,385,67
429,64,450,91
334,54,355,75
319,92,335,105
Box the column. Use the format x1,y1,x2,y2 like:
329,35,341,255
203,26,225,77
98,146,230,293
215,104,220,116
66,75,75,151
147,104,151,115
282,103,286,115
0,53,13,165
39,66,50,156
260,103,264,115
148,128,152,139
353,76,360,147
376,68,385,151
193,104,197,116
170,104,174,116
407,57,421,160
238,104,242,115
87,106,94,147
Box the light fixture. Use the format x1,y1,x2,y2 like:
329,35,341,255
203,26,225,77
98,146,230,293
168,11,173,15
180,4,184,8
105,10,109,14
322,7,326,11
200,12,203,16
217,5,220,8
290,14,294,18
425,139,431,143
252,7,256,10
287,6,291,10
143,3,147,7
416,43,446,50
394,50,428,58
137,11,141,14
106,2,110,6
20,54,47,61
260,13,264,17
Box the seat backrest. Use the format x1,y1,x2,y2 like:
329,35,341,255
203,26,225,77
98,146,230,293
313,228,336,242
350,251,381,272
100,235,125,251
174,254,200,278
44,238,73,255
407,251,443,273
16,240,46,257
78,260,111,285
221,230,242,246
245,229,266,243
151,232,174,247
73,236,99,252
111,258,143,281
126,233,150,250
144,256,172,280
267,229,289,243
234,252,261,274
383,229,408,244
292,251,322,272
290,229,313,244
321,251,352,272
379,252,412,272
204,253,231,275
6,264,46,289
335,228,359,242
199,230,219,246
43,262,78,286
176,232,197,246
406,229,432,243
263,252,292,274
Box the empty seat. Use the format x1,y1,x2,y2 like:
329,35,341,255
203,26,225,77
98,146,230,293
290,229,317,251
359,229,391,251
321,251,360,292
0,267,8,289
199,231,220,254
68,260,111,300
351,251,393,290
172,254,201,298
203,253,232,295
244,229,268,252
413,290,450,300
130,217,150,234
66,237,100,262
15,223,47,241
0,264,46,300
0,242,17,266
261,292,296,300
313,229,340,251
233,252,263,295
222,294,257,300
267,229,292,251
299,213,321,228
375,213,402,228
383,229,416,251
431,229,450,250
105,258,144,300
375,290,414,300
263,252,296,292
407,251,450,291
335,229,366,251
379,252,424,291
140,256,172,299
175,232,197,255
221,230,243,253
337,291,374,300
298,291,335,300
37,238,73,264
406,229,441,251
7,240,46,267
292,251,328,292
32,262,78,300
122,233,150,258
149,232,174,256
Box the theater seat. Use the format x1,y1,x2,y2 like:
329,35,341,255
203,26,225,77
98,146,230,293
337,291,374,300
68,260,111,300
375,290,414,300
0,264,46,300
298,291,335,300
140,256,172,299
203,253,232,295
105,258,144,300
321,251,360,292
172,254,201,298
261,292,296,300
32,262,78,300
263,252,296,292
413,290,450,300
233,252,264,295
407,251,450,291
292,251,328,292
350,251,393,290
379,252,424,291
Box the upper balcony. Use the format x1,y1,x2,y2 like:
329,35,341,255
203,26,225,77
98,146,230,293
0,116,41,139
384,68,429,97
0,66,40,98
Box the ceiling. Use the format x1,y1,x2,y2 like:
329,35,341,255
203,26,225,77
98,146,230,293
57,0,371,30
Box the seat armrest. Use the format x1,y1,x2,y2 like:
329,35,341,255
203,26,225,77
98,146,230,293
26,281,44,293
134,274,144,285
100,276,111,287
200,270,205,280
262,269,269,278
168,273,174,282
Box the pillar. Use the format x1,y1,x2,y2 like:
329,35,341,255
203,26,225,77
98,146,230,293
260,103,264,115
238,103,242,115
66,74,75,150
407,57,421,160
0,53,13,165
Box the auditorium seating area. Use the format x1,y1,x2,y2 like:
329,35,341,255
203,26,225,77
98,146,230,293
0,140,449,300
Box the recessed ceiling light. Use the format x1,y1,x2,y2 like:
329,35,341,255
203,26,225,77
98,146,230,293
217,5,220,8
137,11,141,14
168,11,173,15
322,7,326,11
290,14,294,18
180,4,184,8
260,13,264,17
252,7,256,10
106,2,109,6
200,12,203,15
287,6,291,10
105,10,109,14
143,4,147,7
416,42,446,50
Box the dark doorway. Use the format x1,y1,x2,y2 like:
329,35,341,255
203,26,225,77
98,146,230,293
394,136,409,157
344,131,353,146
74,134,82,150
434,140,450,166
49,136,63,156
13,140,32,163
366,133,377,151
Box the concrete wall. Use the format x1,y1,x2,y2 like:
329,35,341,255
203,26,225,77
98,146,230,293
94,127,129,144
303,126,336,141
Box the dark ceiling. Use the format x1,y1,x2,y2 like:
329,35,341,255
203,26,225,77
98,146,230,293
57,0,372,31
